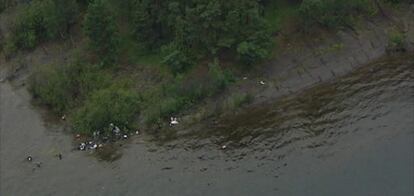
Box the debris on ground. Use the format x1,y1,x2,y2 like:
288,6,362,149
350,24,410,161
79,142,86,151
110,123,121,135
170,117,179,126
76,123,140,152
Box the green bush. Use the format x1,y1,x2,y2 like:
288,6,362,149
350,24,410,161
30,64,72,113
73,85,140,135
3,39,17,59
207,62,234,94
299,0,371,29
30,63,110,114
9,0,78,50
83,0,119,66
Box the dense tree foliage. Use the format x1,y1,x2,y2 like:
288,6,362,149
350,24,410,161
7,0,78,50
299,0,372,29
128,0,272,72
83,0,119,66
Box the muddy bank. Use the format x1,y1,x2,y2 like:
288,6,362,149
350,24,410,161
1,55,413,196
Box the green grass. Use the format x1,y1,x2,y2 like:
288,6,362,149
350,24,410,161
388,30,405,48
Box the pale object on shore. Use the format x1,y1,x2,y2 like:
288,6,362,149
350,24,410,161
170,117,179,126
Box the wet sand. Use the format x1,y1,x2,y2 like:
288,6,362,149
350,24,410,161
1,57,413,195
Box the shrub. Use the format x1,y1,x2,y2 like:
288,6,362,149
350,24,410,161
30,64,72,113
73,85,140,135
9,0,78,50
30,63,110,114
83,0,119,66
3,39,17,59
207,61,234,94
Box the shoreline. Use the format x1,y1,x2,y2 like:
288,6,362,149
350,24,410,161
1,5,413,139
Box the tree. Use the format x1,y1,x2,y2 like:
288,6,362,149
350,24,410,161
128,0,272,71
83,0,119,66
